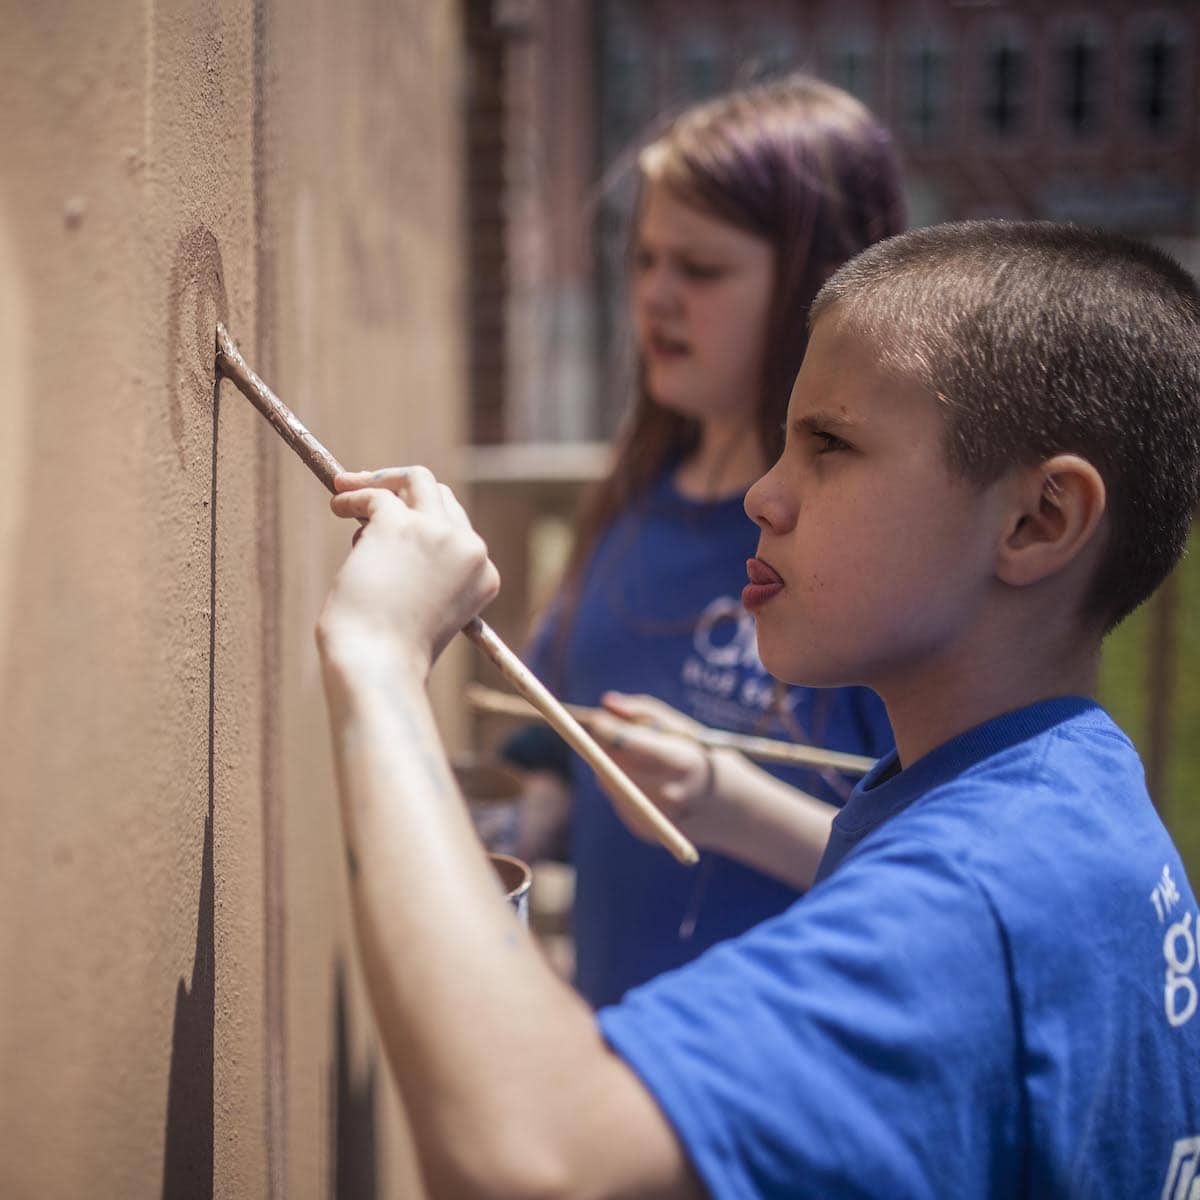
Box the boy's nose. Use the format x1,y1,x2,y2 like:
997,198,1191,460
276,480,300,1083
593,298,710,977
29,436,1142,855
745,467,794,534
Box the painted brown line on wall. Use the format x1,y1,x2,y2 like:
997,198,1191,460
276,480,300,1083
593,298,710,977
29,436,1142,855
159,368,220,1200
251,0,287,1192
160,226,228,1200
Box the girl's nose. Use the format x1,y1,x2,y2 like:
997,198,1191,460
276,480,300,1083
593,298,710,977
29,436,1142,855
745,463,795,534
637,264,681,316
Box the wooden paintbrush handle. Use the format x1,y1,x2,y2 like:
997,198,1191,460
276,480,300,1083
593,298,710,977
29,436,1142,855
466,682,876,776
216,324,699,866
462,620,699,865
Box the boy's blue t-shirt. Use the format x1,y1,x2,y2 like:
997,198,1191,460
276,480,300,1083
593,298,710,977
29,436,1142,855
600,698,1200,1199
526,471,893,1008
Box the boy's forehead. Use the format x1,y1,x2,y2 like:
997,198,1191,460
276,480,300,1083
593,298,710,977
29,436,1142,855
789,314,939,422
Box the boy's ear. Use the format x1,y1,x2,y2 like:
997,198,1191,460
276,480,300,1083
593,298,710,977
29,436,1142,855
995,454,1107,589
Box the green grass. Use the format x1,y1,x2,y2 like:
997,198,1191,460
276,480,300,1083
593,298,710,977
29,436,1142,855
1098,526,1199,876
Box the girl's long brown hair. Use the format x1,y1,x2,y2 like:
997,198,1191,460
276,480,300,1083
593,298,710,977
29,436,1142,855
549,75,906,661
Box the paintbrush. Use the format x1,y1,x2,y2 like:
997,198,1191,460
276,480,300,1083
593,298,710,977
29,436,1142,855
214,323,698,866
466,683,877,776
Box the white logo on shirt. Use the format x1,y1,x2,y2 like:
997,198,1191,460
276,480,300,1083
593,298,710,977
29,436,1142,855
692,596,762,669
1149,865,1197,1029
1153,864,1184,922
1164,911,1198,1029
682,596,802,722
1160,1135,1200,1200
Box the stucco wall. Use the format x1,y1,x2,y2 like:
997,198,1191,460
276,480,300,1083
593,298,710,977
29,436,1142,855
0,2,463,1196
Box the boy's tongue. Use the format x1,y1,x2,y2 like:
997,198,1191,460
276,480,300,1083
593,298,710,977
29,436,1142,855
746,558,783,586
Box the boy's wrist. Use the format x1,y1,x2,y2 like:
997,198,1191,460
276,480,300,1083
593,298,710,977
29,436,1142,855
317,622,432,694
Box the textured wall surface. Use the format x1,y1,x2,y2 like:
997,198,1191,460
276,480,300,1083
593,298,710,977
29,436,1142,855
0,2,463,1196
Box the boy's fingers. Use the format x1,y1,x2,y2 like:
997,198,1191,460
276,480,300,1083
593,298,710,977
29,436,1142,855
329,487,403,522
399,465,443,512
334,469,383,493
335,469,465,528
334,468,417,496
439,483,472,529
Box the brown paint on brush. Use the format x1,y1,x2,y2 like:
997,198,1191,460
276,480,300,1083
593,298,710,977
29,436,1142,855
213,324,699,867
215,323,343,490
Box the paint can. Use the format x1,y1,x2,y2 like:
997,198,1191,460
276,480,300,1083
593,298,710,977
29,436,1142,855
453,754,522,855
489,852,533,925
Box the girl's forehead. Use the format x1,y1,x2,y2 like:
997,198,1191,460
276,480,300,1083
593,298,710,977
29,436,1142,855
637,183,763,254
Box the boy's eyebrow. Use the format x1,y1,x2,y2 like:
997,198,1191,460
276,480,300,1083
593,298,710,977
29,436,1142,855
791,410,861,433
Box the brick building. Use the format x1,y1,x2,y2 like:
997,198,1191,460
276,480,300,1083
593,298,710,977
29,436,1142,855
467,0,1198,444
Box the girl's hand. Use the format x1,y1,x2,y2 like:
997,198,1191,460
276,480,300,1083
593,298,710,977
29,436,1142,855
588,692,727,847
316,467,500,678
594,692,836,889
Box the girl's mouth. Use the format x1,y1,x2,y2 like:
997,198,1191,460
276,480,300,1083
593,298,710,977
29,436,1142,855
647,331,691,359
742,557,783,613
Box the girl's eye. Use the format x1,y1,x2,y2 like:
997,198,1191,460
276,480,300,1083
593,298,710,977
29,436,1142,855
680,261,724,281
633,249,655,272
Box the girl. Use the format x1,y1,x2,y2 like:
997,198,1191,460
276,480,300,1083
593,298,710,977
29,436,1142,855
504,75,906,1006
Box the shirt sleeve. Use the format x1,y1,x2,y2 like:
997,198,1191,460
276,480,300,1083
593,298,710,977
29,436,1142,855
598,836,1022,1200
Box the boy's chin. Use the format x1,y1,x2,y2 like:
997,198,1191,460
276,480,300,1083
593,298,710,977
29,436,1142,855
758,643,858,691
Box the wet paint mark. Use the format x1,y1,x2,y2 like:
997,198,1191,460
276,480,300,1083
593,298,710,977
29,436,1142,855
158,366,221,1199
166,227,228,468
330,961,378,1200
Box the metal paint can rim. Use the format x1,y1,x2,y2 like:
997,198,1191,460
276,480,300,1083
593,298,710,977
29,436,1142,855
489,852,533,924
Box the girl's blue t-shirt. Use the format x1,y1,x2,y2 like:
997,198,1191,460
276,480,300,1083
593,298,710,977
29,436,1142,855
527,470,893,1007
600,698,1200,1198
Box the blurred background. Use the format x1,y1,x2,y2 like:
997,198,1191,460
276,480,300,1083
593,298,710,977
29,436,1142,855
0,1,1194,1196
462,0,1199,872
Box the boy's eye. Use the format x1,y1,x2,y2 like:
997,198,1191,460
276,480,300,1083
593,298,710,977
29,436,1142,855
680,261,724,281
813,431,849,454
633,249,655,272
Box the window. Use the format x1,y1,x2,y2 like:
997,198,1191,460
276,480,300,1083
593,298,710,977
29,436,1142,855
825,25,877,108
980,21,1026,138
904,25,950,143
599,2,652,157
676,28,725,102
742,25,802,84
1131,15,1186,139
1055,20,1106,141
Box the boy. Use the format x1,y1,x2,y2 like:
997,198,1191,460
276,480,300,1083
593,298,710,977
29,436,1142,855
317,221,1200,1198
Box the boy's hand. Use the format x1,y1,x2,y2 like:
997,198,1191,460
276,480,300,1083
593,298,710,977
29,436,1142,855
316,467,500,678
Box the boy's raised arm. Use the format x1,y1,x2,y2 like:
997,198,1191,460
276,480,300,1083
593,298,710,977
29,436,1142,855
316,467,702,1200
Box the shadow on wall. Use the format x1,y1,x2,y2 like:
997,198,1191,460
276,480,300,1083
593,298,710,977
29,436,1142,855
331,961,379,1200
160,237,224,1197
159,796,215,1199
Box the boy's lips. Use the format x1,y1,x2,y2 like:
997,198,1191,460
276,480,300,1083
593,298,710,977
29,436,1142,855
743,557,783,613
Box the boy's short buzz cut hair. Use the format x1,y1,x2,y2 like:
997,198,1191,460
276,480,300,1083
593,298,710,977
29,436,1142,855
812,219,1200,630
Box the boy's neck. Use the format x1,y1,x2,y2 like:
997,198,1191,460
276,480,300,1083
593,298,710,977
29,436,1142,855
879,623,1101,769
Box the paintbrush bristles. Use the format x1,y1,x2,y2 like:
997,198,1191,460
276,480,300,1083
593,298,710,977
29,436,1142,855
215,323,344,491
